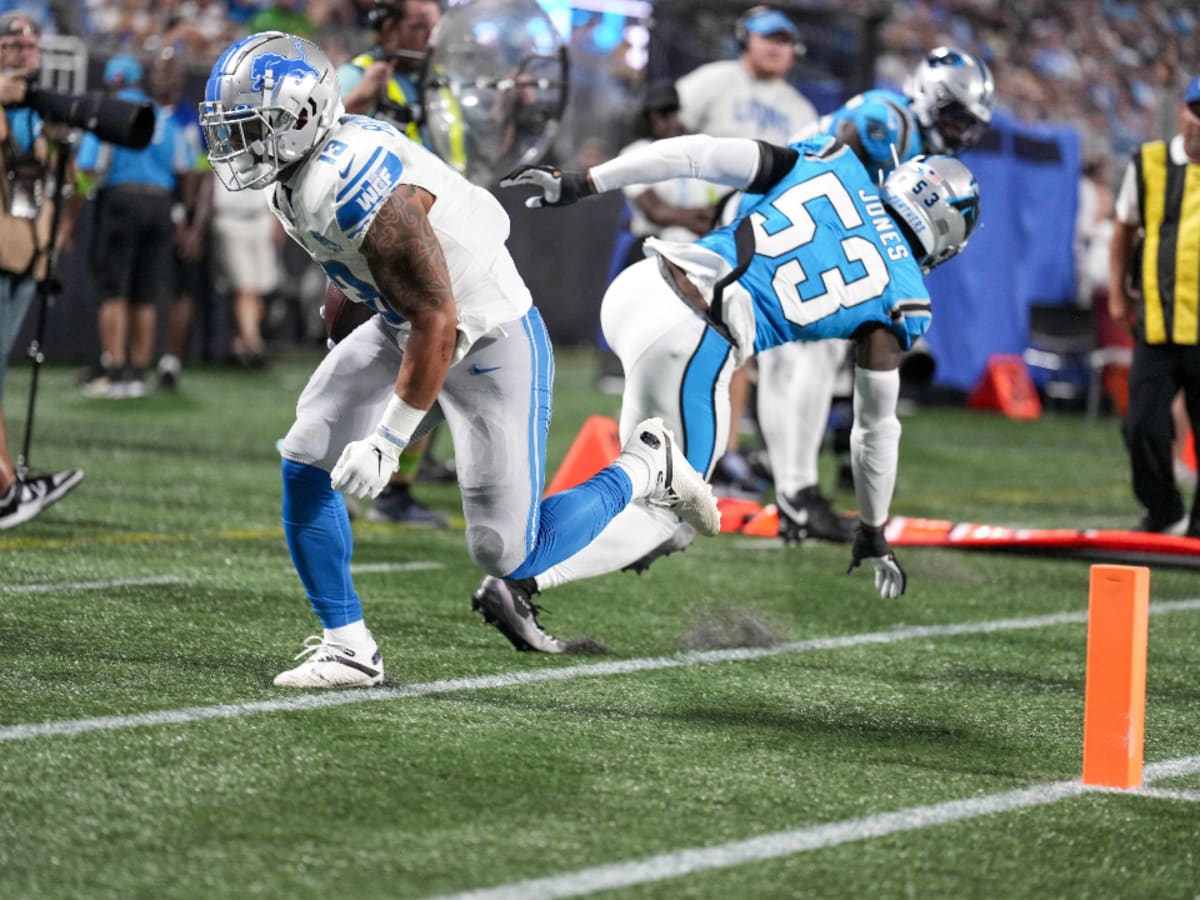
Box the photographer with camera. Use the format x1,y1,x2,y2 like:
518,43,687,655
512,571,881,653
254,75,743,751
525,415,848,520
338,0,441,145
0,11,83,529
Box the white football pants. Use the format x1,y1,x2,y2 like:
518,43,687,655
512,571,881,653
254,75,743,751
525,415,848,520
534,258,739,590
756,338,851,496
281,311,554,577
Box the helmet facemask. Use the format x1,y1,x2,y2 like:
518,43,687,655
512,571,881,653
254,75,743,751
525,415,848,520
881,155,980,273
200,32,342,191
907,46,995,153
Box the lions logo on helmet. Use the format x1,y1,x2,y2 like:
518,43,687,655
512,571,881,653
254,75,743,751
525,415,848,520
881,155,979,272
906,46,995,153
200,32,344,191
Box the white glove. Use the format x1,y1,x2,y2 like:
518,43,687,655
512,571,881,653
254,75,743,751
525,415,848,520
846,524,907,599
330,434,400,500
498,165,592,208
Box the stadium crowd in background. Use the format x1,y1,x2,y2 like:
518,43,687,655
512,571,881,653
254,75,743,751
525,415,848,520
21,1,1187,177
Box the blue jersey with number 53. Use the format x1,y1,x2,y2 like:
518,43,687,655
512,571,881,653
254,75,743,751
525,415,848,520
697,139,931,354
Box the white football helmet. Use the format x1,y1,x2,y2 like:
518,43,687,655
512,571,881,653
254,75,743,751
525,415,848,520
906,46,995,152
881,155,980,272
200,32,343,190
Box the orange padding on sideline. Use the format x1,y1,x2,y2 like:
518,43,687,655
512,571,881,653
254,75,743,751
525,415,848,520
966,354,1042,420
1081,564,1149,789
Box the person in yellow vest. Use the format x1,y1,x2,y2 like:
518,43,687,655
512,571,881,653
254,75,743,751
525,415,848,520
338,0,440,146
336,0,453,527
1109,74,1200,537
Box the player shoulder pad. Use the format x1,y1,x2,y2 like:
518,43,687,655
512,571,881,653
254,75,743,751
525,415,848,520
316,119,410,242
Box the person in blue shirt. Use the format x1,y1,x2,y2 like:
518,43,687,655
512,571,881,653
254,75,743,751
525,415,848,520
74,54,197,399
475,135,980,650
751,46,995,546
0,10,84,529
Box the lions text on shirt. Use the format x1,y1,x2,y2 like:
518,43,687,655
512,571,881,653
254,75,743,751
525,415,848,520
675,60,818,146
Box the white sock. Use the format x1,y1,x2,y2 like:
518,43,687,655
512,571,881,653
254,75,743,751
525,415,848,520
613,455,653,499
325,620,374,653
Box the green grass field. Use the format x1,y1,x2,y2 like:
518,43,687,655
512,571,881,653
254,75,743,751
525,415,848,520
1,349,1198,899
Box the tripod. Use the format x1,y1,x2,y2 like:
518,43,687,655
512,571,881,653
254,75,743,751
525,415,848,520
15,133,72,478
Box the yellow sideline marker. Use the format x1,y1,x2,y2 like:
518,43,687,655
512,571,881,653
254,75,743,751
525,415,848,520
1082,564,1150,788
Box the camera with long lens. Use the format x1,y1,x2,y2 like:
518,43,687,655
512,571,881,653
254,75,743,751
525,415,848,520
10,80,155,150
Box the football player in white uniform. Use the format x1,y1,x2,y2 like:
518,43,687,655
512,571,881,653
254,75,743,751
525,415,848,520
200,33,720,687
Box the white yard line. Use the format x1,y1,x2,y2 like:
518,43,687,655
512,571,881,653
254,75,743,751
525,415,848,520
1125,788,1200,802
349,561,445,573
431,755,1200,900
1,575,183,595
3,598,1198,743
0,565,444,592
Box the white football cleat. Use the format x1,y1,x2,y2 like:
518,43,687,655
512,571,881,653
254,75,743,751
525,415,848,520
273,635,384,688
622,417,721,537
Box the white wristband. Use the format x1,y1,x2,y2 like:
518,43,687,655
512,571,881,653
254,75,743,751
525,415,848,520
376,395,426,449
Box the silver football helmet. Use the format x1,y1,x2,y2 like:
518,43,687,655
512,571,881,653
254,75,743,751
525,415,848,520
881,155,980,272
906,46,995,152
200,32,343,190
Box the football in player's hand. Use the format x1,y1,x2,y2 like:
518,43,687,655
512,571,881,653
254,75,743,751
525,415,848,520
322,282,375,344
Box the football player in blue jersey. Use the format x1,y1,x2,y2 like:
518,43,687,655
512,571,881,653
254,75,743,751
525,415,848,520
755,46,994,545
200,33,721,685
481,133,979,646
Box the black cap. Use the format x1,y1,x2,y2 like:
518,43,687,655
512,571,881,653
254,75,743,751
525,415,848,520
643,79,679,113
368,1,406,29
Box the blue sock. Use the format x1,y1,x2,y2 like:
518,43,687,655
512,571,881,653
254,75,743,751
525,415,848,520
281,459,361,629
507,466,633,580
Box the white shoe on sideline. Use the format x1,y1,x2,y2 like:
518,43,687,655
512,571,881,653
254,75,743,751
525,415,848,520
621,418,721,537
273,635,384,688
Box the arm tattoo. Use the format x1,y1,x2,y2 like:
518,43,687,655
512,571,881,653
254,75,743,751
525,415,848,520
361,184,455,320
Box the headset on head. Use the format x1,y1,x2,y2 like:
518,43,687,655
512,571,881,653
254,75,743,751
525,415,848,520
366,1,404,30
734,5,802,53
367,0,442,30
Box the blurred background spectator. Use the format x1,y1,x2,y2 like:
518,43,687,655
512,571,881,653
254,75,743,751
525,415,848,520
5,0,1198,405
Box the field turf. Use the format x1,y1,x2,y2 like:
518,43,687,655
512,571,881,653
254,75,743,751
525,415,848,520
1,350,1197,899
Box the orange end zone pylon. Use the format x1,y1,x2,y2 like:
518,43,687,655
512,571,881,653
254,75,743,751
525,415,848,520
1082,564,1150,789
543,415,622,497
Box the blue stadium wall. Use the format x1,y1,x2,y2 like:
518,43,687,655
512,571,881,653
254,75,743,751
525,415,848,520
922,109,1082,393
